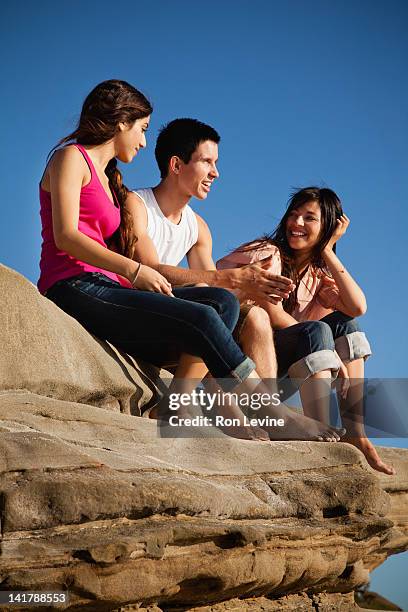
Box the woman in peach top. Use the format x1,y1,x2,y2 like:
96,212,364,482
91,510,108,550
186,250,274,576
217,187,394,475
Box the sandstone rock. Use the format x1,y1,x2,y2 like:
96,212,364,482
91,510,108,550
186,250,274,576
0,265,407,611
0,391,406,611
116,591,367,611
178,592,362,611
0,264,164,414
359,446,408,577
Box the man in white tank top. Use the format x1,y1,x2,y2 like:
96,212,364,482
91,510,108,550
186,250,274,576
125,119,295,380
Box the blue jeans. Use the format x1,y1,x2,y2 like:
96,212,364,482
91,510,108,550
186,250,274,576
45,273,255,391
274,311,372,381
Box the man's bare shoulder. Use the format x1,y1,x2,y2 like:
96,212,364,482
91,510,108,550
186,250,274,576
127,190,146,205
194,212,212,238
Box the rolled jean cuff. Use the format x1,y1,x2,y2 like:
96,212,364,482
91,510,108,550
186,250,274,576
217,356,256,392
335,331,372,363
287,349,342,385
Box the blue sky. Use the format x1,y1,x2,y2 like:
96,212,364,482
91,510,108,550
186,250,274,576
2,0,407,379
1,0,407,605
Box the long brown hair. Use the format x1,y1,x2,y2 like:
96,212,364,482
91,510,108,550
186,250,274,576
238,187,343,313
56,79,152,259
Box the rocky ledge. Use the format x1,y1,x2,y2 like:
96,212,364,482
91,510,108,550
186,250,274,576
0,264,407,611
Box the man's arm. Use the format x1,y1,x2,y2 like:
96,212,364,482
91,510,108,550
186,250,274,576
186,214,216,271
125,192,161,268
125,192,295,302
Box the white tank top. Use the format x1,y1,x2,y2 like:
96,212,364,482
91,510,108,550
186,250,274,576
134,188,199,265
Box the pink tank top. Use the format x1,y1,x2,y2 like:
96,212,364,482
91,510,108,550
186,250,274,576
37,144,132,294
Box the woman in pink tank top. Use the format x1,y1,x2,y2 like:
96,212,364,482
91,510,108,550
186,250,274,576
38,79,259,395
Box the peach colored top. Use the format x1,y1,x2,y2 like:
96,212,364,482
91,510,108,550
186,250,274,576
216,242,340,322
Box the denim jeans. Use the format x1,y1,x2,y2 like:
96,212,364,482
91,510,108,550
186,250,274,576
274,311,372,382
45,273,255,390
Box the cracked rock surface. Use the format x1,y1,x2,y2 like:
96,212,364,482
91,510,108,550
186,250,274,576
0,392,406,611
0,264,407,611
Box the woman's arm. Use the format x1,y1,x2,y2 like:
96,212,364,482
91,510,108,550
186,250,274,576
48,148,172,294
322,214,367,317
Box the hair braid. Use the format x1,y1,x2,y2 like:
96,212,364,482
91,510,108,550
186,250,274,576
105,159,137,259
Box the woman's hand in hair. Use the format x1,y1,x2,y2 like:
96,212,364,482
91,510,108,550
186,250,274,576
326,214,350,251
131,263,174,296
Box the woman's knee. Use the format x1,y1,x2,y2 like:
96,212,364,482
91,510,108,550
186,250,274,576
212,287,240,308
206,287,240,329
191,300,234,334
322,313,371,363
177,286,240,330
323,311,360,337
304,320,335,352
287,321,340,382
340,317,360,334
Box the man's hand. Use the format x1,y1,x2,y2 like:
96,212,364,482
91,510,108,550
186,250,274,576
227,255,295,304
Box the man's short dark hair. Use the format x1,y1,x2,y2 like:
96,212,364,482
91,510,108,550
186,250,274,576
155,118,220,178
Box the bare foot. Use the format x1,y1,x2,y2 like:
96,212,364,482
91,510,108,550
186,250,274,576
149,401,270,441
250,425,270,441
345,437,396,475
213,400,272,441
149,398,344,443
218,422,270,441
266,410,346,442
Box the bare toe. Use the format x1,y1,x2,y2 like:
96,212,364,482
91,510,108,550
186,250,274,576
365,453,396,475
376,462,396,475
345,438,396,475
251,426,270,441
219,425,258,441
323,430,340,442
